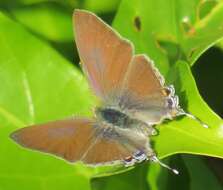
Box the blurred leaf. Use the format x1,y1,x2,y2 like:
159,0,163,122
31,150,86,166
147,155,190,190
0,0,120,13
147,155,222,190
91,163,149,190
10,3,73,42
182,155,222,190
83,0,121,14
0,0,79,8
216,38,223,49
113,0,223,66
192,46,223,117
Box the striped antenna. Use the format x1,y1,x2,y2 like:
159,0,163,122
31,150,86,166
177,108,209,128
151,156,179,175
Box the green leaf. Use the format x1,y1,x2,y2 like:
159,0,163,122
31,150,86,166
147,155,222,190
0,0,80,8
113,0,223,65
192,46,223,121
182,155,222,190
113,0,170,76
92,155,223,190
0,11,96,190
184,2,223,64
10,3,73,42
0,0,120,14
83,0,121,14
91,163,149,190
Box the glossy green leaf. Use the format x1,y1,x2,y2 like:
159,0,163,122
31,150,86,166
113,0,170,76
0,0,120,14
0,0,80,8
91,163,149,190
9,1,120,43
147,155,222,190
10,3,73,42
182,155,222,190
114,0,223,65
83,0,121,13
192,47,223,122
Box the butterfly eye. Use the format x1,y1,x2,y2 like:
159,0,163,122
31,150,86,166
163,85,175,96
162,88,171,96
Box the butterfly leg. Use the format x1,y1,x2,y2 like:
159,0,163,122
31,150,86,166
146,125,157,136
124,141,156,166
137,123,157,136
133,150,148,162
124,156,135,166
124,150,149,166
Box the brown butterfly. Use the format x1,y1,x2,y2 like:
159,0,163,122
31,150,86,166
10,9,186,174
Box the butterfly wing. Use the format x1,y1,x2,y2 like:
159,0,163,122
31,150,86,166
122,55,165,99
11,119,150,164
11,118,96,162
81,126,152,165
73,10,133,100
120,55,180,125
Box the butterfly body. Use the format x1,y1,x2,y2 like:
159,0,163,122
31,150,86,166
95,106,156,162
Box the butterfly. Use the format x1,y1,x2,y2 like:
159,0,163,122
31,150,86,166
10,9,186,174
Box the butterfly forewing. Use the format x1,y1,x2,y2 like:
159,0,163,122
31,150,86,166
11,119,148,165
74,10,133,100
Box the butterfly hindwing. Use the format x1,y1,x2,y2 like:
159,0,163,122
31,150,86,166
81,126,153,165
119,55,180,125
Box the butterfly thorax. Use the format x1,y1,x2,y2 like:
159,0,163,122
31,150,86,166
95,107,153,135
95,107,128,127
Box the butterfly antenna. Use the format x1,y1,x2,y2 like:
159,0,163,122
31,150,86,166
177,108,209,128
151,156,179,175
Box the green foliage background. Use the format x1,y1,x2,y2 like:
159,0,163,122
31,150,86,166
0,0,223,189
